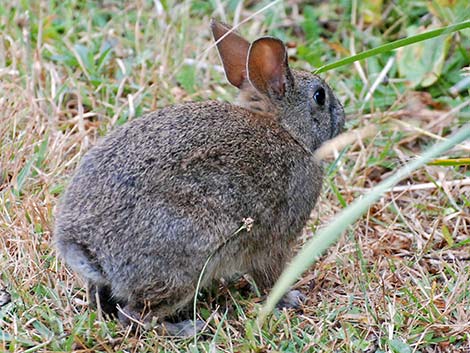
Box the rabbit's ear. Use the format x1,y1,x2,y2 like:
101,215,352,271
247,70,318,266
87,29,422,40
247,37,292,98
211,19,250,89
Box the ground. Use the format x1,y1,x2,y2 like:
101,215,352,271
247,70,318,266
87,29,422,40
1,1,469,352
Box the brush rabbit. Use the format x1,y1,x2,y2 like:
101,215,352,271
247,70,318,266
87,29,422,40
54,20,345,335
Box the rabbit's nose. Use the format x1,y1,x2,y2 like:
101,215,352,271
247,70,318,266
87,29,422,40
330,119,337,139
329,104,345,139
329,112,339,139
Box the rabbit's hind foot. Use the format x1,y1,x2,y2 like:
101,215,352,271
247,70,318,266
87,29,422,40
117,304,205,337
88,283,123,317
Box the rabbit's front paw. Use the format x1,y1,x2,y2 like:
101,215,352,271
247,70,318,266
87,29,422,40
276,289,306,310
162,319,206,337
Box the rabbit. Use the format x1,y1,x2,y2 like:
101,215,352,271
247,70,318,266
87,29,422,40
54,19,345,336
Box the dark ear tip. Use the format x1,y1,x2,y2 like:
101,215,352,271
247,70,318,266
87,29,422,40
251,36,285,48
210,19,225,40
210,18,232,32
210,18,217,28
248,36,287,65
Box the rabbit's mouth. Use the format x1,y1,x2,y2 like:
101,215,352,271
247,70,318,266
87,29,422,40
329,101,346,139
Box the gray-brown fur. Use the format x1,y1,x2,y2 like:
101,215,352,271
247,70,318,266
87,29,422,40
54,20,345,334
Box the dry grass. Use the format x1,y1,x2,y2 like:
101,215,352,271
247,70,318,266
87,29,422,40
1,1,469,352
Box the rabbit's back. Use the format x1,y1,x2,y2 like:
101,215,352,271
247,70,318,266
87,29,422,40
55,101,322,302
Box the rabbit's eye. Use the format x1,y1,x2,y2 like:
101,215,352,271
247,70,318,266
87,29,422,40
313,88,326,106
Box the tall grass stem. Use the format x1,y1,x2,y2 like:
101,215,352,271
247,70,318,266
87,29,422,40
258,124,470,325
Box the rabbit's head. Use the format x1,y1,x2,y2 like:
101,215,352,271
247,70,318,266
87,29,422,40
211,20,345,152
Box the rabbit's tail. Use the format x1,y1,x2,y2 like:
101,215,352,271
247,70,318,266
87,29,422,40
56,240,106,285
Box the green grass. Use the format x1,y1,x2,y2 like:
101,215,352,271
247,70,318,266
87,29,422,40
1,0,470,352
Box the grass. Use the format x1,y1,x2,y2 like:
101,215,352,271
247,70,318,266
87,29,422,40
261,125,470,326
1,0,470,352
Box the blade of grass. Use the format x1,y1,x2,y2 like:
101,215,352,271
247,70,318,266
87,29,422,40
315,19,470,74
192,219,253,347
428,158,470,166
258,124,470,325
14,158,34,196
